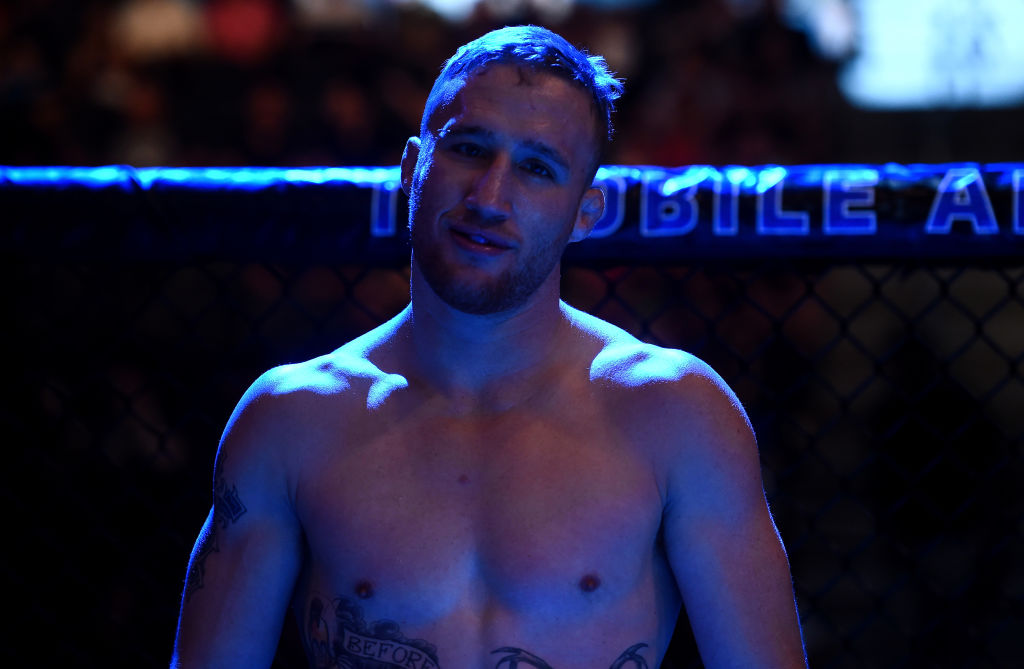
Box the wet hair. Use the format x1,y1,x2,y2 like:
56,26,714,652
422,25,624,179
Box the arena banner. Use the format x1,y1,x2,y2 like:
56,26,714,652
2,163,1022,261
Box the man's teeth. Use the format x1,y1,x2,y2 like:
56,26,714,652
469,234,489,245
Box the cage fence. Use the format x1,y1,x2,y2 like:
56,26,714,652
6,255,1022,668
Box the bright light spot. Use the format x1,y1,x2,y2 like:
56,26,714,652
840,0,1024,109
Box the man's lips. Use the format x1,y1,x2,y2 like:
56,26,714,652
447,224,516,252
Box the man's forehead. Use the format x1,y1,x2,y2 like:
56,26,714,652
423,63,597,135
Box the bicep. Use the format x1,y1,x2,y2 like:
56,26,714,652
173,389,304,668
662,374,805,668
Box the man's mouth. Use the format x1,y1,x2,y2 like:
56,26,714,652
448,226,513,252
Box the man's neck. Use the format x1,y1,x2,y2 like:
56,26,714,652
401,267,572,410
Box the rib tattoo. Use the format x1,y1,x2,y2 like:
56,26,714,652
300,597,649,669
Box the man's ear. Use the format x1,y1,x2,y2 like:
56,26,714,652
400,136,421,196
569,185,605,243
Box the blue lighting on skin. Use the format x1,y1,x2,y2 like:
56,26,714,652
366,374,410,410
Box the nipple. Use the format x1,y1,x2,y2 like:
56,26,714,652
457,474,470,485
355,580,374,599
579,573,601,593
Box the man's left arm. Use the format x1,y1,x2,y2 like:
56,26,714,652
659,360,807,669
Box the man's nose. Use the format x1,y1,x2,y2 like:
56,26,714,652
465,157,513,223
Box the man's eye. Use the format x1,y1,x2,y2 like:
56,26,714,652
523,161,554,179
452,143,483,157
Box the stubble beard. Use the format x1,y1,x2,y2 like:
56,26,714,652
409,215,562,316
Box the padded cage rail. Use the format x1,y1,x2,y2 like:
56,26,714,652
3,163,1023,261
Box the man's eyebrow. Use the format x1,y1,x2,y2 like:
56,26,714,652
441,124,570,172
440,124,492,140
521,138,570,172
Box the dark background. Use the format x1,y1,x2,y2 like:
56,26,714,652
3,1,1023,667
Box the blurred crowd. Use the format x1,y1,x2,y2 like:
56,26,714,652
1,0,845,167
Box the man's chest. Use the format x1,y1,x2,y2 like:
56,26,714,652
293,402,665,622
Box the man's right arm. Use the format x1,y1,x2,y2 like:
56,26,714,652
172,369,306,669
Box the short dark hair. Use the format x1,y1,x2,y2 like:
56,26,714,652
421,25,624,179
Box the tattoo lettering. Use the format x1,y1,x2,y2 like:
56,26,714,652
491,643,649,669
183,454,247,603
303,596,441,669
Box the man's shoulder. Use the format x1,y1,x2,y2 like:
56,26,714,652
246,310,410,406
253,351,387,400
567,306,747,437
568,306,723,394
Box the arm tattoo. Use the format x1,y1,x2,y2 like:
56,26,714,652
183,524,218,603
183,454,247,603
212,453,247,527
302,596,441,669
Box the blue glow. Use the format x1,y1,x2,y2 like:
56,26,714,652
1014,170,1024,234
660,166,714,197
755,166,789,194
724,167,756,188
757,168,810,235
713,171,741,236
5,164,1023,254
641,171,698,237
824,169,878,235
0,165,402,190
926,167,999,234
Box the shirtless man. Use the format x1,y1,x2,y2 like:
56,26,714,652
172,25,807,669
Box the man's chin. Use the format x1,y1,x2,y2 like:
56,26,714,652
434,284,527,316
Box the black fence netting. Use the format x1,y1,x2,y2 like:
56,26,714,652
5,217,1023,667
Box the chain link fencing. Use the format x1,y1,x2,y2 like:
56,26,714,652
6,251,1023,667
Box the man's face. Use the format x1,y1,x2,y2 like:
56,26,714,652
401,63,604,315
